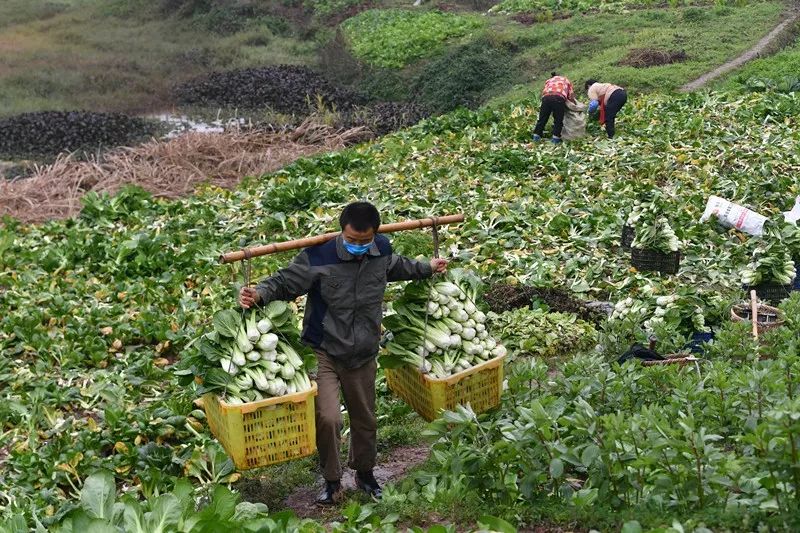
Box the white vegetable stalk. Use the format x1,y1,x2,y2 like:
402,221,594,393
232,346,247,367
450,309,469,322
235,321,253,352
257,318,272,334
257,333,279,352
221,358,239,375
491,345,508,358
280,362,296,380
435,282,460,297
245,312,260,343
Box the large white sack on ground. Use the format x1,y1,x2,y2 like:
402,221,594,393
562,101,587,140
699,195,768,236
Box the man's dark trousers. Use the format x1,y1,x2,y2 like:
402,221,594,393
315,351,377,482
533,95,567,138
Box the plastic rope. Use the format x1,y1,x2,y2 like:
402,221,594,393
239,248,253,324
242,248,252,288
418,217,441,374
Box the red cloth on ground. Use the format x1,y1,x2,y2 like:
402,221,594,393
599,98,606,126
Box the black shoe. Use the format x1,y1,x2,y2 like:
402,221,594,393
316,480,342,506
356,470,382,500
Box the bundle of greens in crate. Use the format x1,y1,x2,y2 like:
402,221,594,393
380,269,507,378
629,206,680,254
626,192,681,274
642,288,728,337
740,242,795,286
179,302,315,404
741,222,798,287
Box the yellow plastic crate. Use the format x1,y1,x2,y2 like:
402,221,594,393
385,355,505,422
202,382,317,470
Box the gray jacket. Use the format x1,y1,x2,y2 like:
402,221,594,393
255,234,433,368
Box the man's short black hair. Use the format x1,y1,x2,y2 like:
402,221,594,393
340,202,381,232
585,79,598,91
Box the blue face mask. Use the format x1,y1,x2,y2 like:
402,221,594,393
344,239,373,256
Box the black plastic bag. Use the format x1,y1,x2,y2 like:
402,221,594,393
616,343,664,365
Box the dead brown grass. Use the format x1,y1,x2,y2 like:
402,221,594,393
618,48,688,68
0,119,371,224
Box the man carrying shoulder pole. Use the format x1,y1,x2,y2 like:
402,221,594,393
239,202,448,504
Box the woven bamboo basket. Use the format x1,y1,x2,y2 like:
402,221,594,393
730,302,784,334
640,355,699,367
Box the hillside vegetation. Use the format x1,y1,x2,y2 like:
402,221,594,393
0,0,319,116
0,0,790,118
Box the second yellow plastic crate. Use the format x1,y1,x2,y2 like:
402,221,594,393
385,355,505,422
202,382,317,470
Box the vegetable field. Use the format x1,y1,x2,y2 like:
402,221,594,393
417,321,800,530
2,90,800,530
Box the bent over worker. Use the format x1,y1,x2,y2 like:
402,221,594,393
585,79,628,139
239,202,447,505
533,72,577,144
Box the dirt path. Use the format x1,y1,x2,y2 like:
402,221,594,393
283,444,430,519
680,5,800,92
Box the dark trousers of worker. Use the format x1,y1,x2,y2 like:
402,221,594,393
533,95,567,139
315,351,377,482
604,89,627,139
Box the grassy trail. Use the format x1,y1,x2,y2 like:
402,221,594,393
681,4,800,91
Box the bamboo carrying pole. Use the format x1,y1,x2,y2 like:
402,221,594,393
220,214,465,264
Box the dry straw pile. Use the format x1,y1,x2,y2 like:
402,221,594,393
1,119,370,224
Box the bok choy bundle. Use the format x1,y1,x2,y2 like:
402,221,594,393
177,301,315,405
380,268,507,378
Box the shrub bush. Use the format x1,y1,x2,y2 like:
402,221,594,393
305,0,365,19
412,38,518,112
188,2,296,35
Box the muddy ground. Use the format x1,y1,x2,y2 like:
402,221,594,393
283,444,430,519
